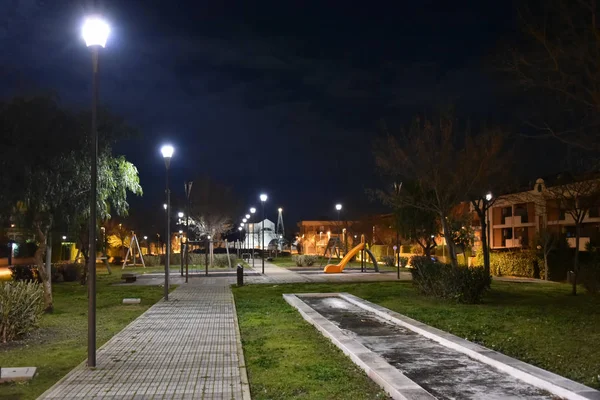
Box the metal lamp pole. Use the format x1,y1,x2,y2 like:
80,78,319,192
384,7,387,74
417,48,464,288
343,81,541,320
161,145,174,300
250,207,256,267
185,181,193,283
260,195,267,274
82,15,110,369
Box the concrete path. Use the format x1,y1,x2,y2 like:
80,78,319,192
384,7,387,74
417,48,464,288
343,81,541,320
38,279,250,400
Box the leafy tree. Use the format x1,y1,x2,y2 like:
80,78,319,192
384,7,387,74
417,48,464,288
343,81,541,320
0,96,142,311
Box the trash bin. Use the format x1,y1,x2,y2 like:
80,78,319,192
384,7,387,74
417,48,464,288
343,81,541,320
567,270,574,283
237,264,244,287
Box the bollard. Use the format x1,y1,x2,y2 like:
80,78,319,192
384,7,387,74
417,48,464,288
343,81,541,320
237,264,244,287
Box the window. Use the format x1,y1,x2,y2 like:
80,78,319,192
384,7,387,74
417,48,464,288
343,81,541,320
501,207,512,224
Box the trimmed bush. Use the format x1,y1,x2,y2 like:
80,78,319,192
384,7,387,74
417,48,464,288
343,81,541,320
474,250,544,279
0,281,45,342
60,263,83,282
9,265,41,282
382,255,395,267
213,254,236,268
399,256,408,267
292,255,318,266
144,255,161,266
410,256,491,304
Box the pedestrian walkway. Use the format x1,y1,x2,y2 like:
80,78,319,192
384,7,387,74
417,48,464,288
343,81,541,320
38,279,251,400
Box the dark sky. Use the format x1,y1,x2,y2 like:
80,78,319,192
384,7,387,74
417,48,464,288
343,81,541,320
1,0,519,233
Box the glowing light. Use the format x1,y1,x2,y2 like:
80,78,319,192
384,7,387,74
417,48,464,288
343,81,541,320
485,192,493,201
179,230,183,234
260,194,268,202
278,208,283,212
160,144,174,158
335,204,342,211
163,203,167,210
178,212,184,218
250,207,256,214
62,236,67,240
245,214,250,219
243,218,247,223
238,227,242,231
82,16,110,47
143,236,148,240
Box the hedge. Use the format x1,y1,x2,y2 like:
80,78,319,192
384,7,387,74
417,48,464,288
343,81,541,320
474,250,544,279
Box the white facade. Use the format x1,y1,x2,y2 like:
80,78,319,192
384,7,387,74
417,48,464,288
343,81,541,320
242,219,280,250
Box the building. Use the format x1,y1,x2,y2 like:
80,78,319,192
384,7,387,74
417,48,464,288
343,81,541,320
479,178,600,251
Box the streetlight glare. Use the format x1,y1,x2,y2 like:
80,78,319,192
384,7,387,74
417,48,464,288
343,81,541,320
62,235,67,240
143,236,148,240
178,211,184,218
163,203,167,210
82,17,110,48
260,194,268,202
278,208,283,212
335,203,342,211
238,227,242,231
250,207,256,214
485,192,493,201
240,223,244,227
179,230,183,234
161,144,174,158
245,214,250,219
242,218,247,223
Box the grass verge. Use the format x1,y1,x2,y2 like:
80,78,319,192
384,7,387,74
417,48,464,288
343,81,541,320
0,271,168,400
234,280,600,397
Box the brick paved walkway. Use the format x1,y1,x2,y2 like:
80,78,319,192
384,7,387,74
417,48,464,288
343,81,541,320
38,279,250,400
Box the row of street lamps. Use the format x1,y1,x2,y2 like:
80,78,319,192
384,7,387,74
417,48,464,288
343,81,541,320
238,195,268,273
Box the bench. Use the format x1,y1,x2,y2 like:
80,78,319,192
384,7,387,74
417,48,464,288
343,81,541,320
121,273,137,283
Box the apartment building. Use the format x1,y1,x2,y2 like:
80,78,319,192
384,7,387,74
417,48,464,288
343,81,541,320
481,178,600,251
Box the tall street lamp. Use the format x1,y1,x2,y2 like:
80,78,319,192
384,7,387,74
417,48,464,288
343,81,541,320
245,214,250,252
250,207,256,267
485,192,493,256
260,194,268,274
82,14,110,369
161,144,174,301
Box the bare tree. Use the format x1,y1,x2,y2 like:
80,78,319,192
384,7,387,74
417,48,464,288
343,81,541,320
543,175,600,294
374,114,511,268
508,0,600,153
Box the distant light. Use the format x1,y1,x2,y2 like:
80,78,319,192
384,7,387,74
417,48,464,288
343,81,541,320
240,223,244,227
280,235,283,239
163,203,167,210
260,194,268,202
143,236,148,240
431,235,435,238
207,235,211,239
278,208,283,212
238,227,242,231
10,224,15,228
245,214,250,219
335,204,342,211
178,212,184,218
179,230,183,234
485,192,493,201
82,16,110,48
250,207,256,214
62,236,67,240
160,144,174,159
242,218,247,223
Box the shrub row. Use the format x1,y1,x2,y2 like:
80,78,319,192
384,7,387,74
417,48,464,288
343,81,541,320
142,253,236,267
9,263,84,283
0,281,44,343
410,256,491,304
473,250,544,279
293,255,318,266
381,255,409,267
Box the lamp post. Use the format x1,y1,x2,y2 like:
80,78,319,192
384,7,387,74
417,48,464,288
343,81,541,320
250,207,256,267
184,181,193,284
485,192,493,266
260,194,267,274
161,144,174,301
178,212,184,276
245,214,250,253
335,204,342,256
82,15,110,369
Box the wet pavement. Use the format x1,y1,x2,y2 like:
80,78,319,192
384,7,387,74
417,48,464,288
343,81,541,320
302,296,555,400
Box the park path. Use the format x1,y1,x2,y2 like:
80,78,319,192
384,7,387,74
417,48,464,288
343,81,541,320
38,278,251,400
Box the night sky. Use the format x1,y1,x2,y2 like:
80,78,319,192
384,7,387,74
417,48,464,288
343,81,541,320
1,1,521,232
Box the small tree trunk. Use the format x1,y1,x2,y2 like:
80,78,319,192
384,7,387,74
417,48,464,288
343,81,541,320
480,219,490,275
573,222,581,295
440,216,458,267
543,253,549,281
33,222,53,312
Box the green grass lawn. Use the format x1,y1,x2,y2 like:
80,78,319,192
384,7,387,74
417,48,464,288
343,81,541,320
0,271,168,400
234,280,600,398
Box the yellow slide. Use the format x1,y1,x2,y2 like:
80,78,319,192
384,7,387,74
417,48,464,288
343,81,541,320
323,243,365,273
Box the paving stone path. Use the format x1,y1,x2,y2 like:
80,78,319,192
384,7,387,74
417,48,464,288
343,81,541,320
38,279,250,400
